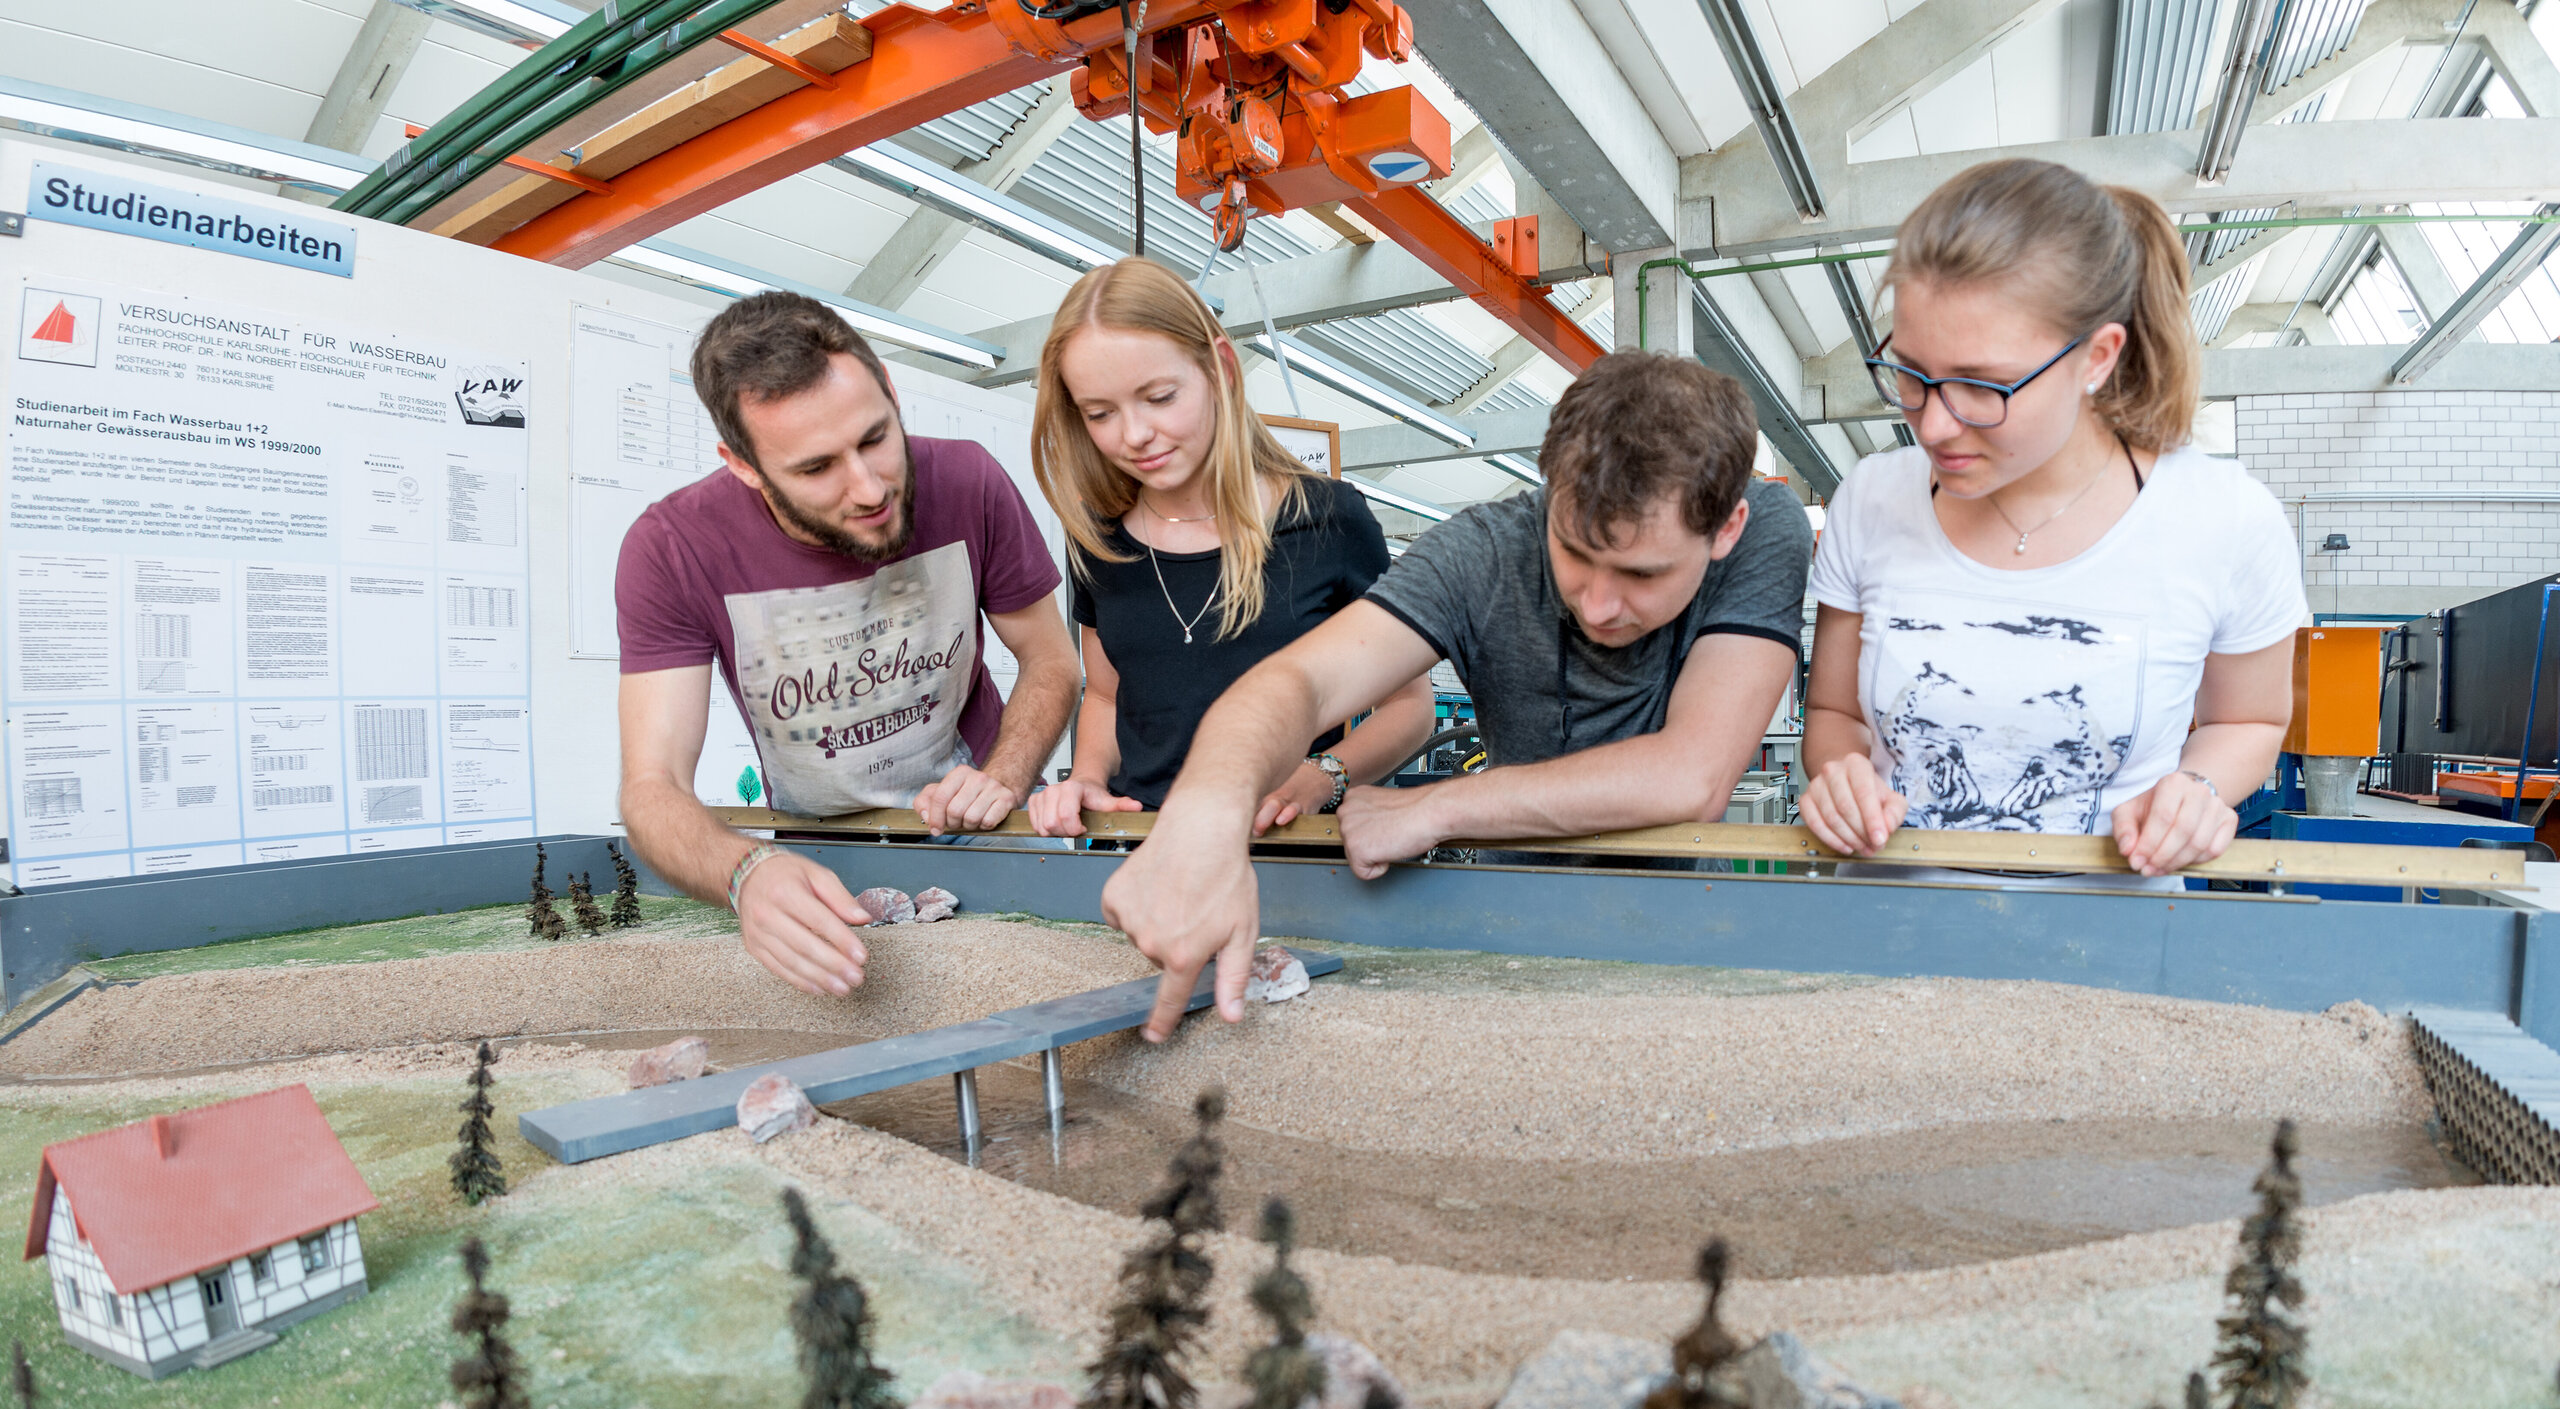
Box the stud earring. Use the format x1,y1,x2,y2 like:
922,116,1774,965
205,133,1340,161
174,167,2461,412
2085,383,2101,394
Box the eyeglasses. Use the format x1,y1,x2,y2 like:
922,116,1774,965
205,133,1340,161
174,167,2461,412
1864,336,2082,429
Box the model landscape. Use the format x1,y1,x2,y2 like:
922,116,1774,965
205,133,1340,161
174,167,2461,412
1,891,2554,1408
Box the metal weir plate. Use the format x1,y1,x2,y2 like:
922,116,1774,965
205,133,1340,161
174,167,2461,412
519,949,1341,1165
2410,1007,2560,1185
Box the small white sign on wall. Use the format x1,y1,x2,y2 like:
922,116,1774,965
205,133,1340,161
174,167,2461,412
1261,415,1341,478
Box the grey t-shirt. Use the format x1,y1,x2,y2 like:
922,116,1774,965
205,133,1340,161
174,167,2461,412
1365,478,1812,768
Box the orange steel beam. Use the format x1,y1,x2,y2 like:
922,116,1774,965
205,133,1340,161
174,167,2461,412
492,6,1077,268
406,123,614,196
1347,186,1607,373
716,28,840,90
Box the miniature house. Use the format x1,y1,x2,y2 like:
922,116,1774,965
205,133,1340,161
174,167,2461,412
22,1084,380,1379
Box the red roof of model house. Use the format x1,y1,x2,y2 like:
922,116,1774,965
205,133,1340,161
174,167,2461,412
22,1085,379,1294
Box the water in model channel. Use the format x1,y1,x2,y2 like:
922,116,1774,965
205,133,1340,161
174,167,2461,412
573,1029,2480,1282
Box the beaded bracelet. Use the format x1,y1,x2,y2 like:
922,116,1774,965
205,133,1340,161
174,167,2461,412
727,843,779,912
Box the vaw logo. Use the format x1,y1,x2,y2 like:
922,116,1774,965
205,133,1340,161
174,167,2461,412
812,693,941,758
18,288,101,367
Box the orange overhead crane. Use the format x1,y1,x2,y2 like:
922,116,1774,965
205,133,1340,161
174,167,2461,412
482,1,1604,373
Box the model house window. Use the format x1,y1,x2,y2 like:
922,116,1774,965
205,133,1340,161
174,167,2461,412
108,1296,122,1327
300,1234,329,1273
249,1250,272,1284
60,1278,78,1313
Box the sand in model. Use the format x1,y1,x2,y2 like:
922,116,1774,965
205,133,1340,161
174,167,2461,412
22,1086,378,1379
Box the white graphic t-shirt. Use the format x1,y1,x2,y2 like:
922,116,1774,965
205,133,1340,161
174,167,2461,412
724,541,978,814
1807,444,2306,836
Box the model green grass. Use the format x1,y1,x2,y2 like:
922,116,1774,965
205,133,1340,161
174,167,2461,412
0,1071,1074,1407
82,896,729,982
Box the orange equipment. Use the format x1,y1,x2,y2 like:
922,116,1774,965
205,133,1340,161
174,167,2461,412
1023,0,1445,252
488,3,1606,373
2283,625,2386,758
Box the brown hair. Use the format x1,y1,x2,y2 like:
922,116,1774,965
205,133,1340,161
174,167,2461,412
1541,351,1759,549
1032,258,1310,641
689,291,896,471
1880,158,2198,451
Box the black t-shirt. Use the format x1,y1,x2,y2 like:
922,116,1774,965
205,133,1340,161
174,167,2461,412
1070,475,1393,806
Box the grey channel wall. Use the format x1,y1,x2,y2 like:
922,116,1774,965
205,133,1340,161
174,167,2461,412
6,834,2555,1061
0,835,673,1009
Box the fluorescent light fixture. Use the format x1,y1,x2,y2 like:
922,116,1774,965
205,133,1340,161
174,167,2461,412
607,241,1003,371
1343,475,1451,522
833,144,1123,272
0,77,374,194
1488,453,1542,484
390,0,576,47
1247,332,1475,449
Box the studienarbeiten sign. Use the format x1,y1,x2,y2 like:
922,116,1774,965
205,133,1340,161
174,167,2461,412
26,160,357,278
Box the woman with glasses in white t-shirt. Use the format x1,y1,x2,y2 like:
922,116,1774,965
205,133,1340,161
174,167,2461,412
1798,158,2307,883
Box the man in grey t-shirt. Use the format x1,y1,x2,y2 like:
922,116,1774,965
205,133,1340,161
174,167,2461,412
1103,351,1815,1040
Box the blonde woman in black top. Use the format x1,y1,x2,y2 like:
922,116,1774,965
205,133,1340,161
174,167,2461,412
1024,258,1436,836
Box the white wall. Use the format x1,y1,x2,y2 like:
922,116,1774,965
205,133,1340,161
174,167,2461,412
2235,389,2560,617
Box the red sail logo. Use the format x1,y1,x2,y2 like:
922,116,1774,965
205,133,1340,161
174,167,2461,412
32,301,76,344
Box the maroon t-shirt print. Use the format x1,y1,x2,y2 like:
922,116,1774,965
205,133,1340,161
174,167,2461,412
614,436,1061,814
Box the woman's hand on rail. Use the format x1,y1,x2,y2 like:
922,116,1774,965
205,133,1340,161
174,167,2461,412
2112,771,2238,876
1797,753,1908,856
1027,776,1142,838
1251,761,1336,836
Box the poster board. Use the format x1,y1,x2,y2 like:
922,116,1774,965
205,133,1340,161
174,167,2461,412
0,138,740,882
4,272,533,886
1261,414,1341,478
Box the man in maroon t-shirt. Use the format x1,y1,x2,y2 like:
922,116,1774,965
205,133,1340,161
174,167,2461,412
617,292,1075,996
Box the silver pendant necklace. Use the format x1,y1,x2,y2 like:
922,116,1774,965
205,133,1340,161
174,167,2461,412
1982,440,2123,555
1143,539,1216,644
1138,499,1218,643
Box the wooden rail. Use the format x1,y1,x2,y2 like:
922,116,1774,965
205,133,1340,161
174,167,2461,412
709,807,2530,891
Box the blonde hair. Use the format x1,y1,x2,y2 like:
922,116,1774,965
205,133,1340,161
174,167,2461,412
1880,158,2199,452
1032,258,1310,641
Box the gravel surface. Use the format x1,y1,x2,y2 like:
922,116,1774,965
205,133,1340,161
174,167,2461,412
5,913,2528,1407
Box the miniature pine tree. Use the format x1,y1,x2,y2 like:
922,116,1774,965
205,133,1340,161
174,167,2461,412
781,1187,901,1409
1085,1089,1228,1409
608,841,644,929
1243,1199,1325,1409
569,872,605,937
525,843,563,940
2186,1372,2211,1409
1642,1239,1745,1409
2211,1120,2309,1409
450,1041,508,1207
12,1340,34,1408
450,1237,530,1409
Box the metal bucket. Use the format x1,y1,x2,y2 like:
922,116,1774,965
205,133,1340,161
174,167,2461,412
2301,755,2362,816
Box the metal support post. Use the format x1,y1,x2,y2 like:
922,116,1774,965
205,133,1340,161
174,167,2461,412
1040,1046,1066,1139
953,1068,982,1166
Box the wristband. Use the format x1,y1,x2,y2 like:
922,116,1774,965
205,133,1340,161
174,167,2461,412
1309,753,1349,813
2178,769,2220,800
727,843,779,912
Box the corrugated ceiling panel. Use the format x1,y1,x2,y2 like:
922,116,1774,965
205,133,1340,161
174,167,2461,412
2263,0,2368,92
2108,0,2220,134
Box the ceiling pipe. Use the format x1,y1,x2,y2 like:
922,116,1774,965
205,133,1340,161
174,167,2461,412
2194,0,2287,185
1694,0,1825,221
